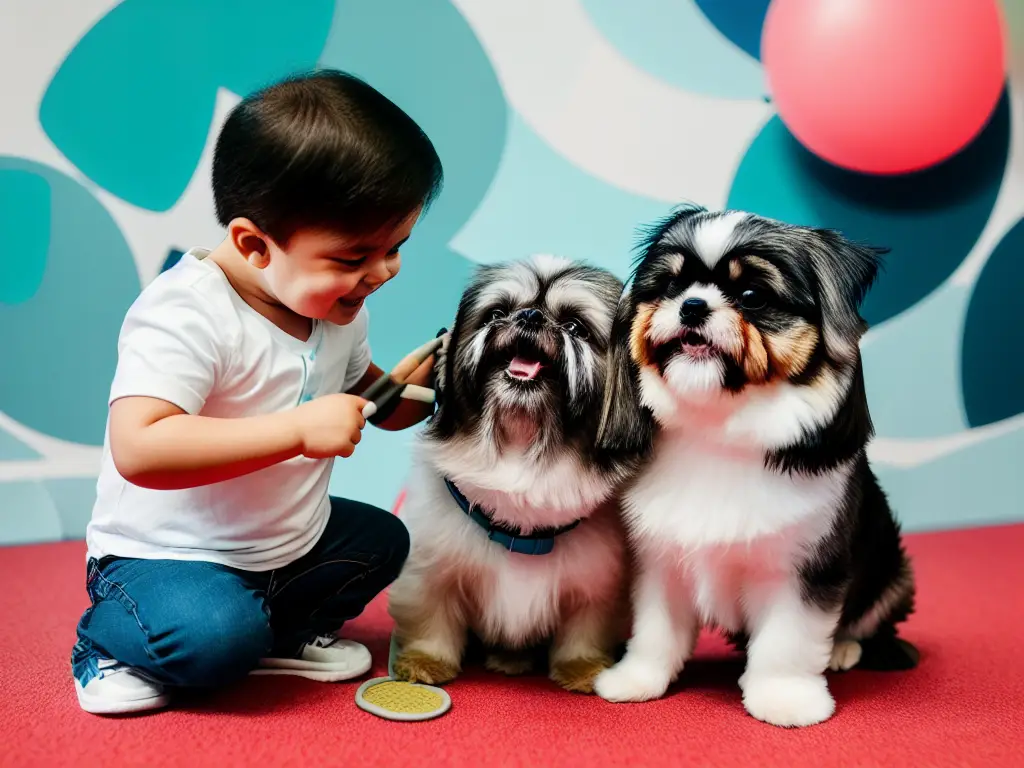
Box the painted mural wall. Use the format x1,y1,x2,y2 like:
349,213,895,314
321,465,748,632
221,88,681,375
1,0,1022,545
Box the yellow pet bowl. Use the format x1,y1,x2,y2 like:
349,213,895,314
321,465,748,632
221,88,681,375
355,677,451,722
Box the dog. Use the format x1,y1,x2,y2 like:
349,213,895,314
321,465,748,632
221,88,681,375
388,255,636,693
592,206,917,727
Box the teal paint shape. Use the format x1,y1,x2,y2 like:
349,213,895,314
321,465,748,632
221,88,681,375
0,481,62,545
450,115,670,280
728,92,1010,327
0,170,50,305
44,477,98,540
861,282,969,439
0,427,40,461
583,0,766,100
320,0,507,367
328,423,416,515
0,158,140,446
961,218,1024,427
876,425,1024,533
694,0,772,62
40,0,335,211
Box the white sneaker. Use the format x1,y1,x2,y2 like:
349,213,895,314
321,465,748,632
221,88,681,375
75,659,170,715
250,634,372,682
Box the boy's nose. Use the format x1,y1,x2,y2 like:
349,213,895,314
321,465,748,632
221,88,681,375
365,254,399,287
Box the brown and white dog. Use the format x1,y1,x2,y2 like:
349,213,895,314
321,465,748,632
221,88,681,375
388,255,636,693
594,207,916,727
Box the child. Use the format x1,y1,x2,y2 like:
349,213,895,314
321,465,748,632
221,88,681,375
71,70,443,715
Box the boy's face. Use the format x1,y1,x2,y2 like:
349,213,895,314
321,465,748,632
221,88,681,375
262,210,419,325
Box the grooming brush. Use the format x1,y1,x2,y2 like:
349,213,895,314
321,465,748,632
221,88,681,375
360,335,444,424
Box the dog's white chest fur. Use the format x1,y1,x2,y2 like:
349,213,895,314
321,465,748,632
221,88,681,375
625,435,848,631
397,451,625,648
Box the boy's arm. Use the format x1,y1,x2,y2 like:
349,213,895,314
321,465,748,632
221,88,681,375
347,355,436,431
110,393,367,491
109,397,301,490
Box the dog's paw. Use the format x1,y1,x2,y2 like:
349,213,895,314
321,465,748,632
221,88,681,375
392,650,460,685
485,650,535,677
549,654,613,694
829,639,863,672
741,674,835,728
593,658,671,702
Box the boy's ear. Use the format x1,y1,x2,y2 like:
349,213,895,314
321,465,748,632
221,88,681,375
228,218,271,269
597,289,656,458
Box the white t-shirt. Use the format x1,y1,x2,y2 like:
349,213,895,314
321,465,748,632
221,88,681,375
86,248,372,571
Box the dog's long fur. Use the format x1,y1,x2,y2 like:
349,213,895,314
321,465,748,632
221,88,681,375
593,207,916,727
389,255,635,692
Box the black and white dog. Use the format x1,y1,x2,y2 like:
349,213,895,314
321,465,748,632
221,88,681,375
594,206,916,726
389,255,636,693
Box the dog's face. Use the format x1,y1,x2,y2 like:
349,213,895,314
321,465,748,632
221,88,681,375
599,206,883,454
430,255,623,456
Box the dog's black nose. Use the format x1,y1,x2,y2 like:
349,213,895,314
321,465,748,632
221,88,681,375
679,297,709,326
515,308,544,325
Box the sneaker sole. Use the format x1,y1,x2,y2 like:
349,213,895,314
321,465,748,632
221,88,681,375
75,680,170,715
249,654,373,682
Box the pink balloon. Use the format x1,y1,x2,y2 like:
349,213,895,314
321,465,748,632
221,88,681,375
762,0,1006,175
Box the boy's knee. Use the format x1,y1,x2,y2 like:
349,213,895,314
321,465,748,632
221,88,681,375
156,602,272,688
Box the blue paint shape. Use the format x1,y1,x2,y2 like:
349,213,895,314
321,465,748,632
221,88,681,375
0,427,40,460
40,0,334,211
43,478,98,540
693,0,772,61
0,481,62,545
0,170,51,304
961,218,1024,427
451,115,670,279
320,0,507,368
728,89,1010,328
0,158,140,446
583,0,766,100
862,282,970,438
876,425,1024,532
161,248,184,273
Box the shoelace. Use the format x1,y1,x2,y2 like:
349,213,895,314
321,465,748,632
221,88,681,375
96,658,131,677
308,634,340,650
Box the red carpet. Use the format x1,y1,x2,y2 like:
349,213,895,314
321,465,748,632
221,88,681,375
2,524,1022,768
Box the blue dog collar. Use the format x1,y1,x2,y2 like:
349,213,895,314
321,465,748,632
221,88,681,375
443,478,581,556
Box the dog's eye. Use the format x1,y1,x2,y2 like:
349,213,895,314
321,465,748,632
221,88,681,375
562,319,589,339
488,308,507,322
740,289,767,311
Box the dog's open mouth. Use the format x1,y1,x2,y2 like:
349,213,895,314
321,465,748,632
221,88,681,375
652,330,716,369
507,356,545,380
503,338,553,383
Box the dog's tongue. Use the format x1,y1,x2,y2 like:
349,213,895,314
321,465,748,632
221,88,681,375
508,356,543,380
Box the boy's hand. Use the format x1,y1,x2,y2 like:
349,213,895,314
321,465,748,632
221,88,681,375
392,351,435,388
294,394,368,459
392,332,447,388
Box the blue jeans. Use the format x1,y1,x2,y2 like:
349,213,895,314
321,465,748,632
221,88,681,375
71,498,409,689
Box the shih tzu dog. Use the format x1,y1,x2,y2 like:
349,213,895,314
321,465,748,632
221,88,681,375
388,255,635,693
593,206,917,727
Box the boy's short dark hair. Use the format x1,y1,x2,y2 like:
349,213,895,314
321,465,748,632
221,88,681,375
212,69,443,243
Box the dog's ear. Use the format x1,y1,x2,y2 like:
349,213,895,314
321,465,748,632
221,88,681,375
811,230,886,364
432,327,449,405
597,288,656,457
428,317,461,437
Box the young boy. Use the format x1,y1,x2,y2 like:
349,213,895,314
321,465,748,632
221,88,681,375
71,70,443,715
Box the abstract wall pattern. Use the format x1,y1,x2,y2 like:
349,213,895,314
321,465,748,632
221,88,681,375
1,0,1022,545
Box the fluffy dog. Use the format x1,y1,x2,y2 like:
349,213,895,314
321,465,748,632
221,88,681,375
593,206,916,726
389,255,634,693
